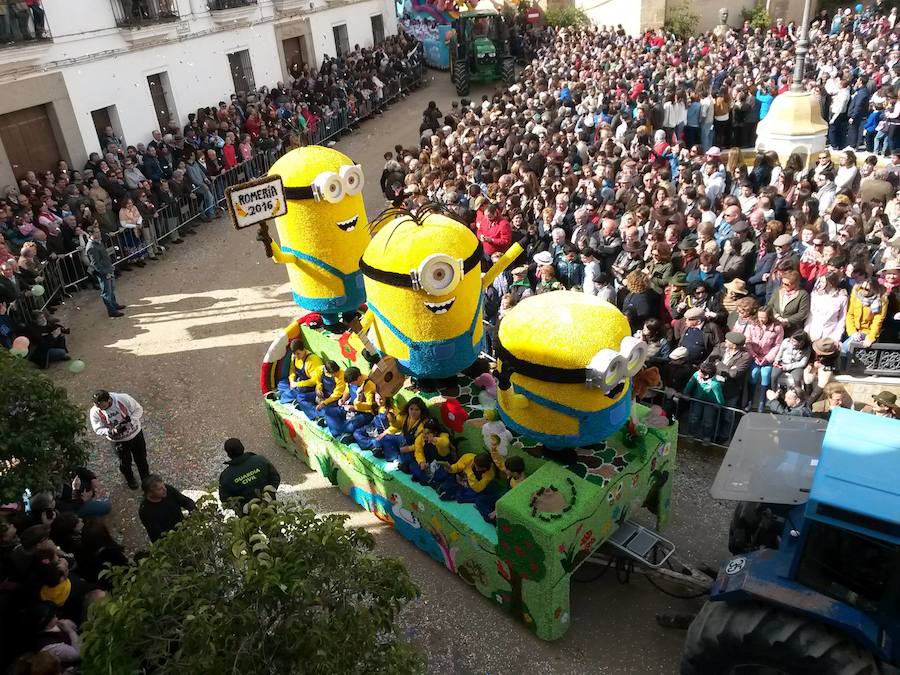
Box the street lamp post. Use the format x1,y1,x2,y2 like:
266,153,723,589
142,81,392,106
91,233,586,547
790,0,813,94
754,0,827,169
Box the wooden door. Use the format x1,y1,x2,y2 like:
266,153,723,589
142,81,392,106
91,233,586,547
0,105,61,180
283,37,306,76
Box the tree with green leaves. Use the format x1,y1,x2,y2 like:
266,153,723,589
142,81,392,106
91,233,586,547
82,493,424,674
495,520,546,624
0,350,89,503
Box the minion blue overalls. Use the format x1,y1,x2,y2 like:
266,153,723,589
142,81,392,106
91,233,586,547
298,368,339,420
352,410,391,450
366,294,483,379
323,379,374,438
281,245,366,325
378,416,423,463
498,383,633,448
277,353,316,404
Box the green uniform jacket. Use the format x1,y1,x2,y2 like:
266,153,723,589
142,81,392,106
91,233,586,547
218,452,281,507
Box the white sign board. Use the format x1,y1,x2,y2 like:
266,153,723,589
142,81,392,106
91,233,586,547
226,175,288,230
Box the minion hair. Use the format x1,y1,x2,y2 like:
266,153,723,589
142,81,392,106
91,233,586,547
367,202,468,248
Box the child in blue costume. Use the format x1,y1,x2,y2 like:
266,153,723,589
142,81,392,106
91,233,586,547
277,339,322,404
406,419,454,484
297,360,346,421
373,397,428,461
352,394,395,450
323,366,377,440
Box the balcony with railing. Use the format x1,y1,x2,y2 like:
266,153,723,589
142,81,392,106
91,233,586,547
110,0,180,44
208,0,257,25
110,0,179,28
208,0,258,9
0,3,53,72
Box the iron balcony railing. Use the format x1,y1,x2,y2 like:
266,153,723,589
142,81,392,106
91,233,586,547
208,0,258,10
110,0,178,28
0,2,51,46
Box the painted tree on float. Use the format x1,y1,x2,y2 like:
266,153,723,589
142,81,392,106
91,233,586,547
495,520,546,626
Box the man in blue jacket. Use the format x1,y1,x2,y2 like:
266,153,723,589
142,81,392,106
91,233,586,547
847,76,871,151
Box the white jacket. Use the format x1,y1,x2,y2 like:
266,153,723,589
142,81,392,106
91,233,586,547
90,392,144,442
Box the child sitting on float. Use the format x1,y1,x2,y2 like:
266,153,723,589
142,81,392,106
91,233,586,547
373,397,428,462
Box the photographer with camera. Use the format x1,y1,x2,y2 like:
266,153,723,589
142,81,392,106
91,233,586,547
89,390,150,490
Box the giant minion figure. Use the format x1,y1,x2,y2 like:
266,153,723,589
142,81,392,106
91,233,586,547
264,146,369,327
359,206,522,380
495,292,648,450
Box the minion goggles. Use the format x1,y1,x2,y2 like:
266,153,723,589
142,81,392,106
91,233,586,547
496,335,648,396
284,165,364,203
360,246,482,296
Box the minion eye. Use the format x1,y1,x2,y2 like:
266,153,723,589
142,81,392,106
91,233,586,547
339,165,364,195
586,349,628,394
412,254,463,296
312,172,344,203
618,336,649,377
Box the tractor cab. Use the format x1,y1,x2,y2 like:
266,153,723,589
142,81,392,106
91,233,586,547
791,407,900,624
682,409,900,674
449,2,514,96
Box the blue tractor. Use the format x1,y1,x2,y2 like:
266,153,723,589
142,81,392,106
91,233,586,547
682,408,900,674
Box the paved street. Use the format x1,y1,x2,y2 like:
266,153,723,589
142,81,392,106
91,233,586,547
52,71,734,674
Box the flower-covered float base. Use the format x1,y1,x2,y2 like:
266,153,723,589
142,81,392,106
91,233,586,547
261,321,678,641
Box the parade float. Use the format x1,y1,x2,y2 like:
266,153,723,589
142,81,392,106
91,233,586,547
229,146,678,641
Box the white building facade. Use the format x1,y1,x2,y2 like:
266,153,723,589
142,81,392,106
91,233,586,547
0,0,398,186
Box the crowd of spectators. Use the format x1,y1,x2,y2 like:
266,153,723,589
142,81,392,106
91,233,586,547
1,32,423,361
383,6,900,444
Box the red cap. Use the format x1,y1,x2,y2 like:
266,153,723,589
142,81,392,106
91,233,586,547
440,398,468,433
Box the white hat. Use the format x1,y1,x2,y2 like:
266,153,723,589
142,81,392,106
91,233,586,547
706,146,721,157
533,251,554,266
669,346,689,361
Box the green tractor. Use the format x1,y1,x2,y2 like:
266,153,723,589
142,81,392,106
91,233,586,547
449,4,515,97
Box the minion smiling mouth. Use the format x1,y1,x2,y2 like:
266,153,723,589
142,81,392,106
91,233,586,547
424,297,455,314
336,215,358,232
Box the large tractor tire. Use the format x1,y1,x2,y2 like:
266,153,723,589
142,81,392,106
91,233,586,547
681,601,882,675
453,61,470,97
728,501,783,555
501,56,515,85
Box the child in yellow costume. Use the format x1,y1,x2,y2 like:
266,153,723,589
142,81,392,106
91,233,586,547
260,146,369,329
495,292,649,461
407,418,454,484
277,339,322,404
297,360,346,421
359,205,522,379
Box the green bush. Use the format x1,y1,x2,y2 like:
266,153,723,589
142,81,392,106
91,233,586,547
0,350,89,503
82,493,424,675
742,3,772,29
544,6,588,28
664,0,699,40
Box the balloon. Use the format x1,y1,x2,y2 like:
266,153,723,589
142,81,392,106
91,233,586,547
67,359,86,374
11,336,29,350
30,284,45,298
855,3,863,11
9,347,27,358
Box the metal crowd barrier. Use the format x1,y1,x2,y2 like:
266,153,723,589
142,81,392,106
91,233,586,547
638,388,746,449
7,66,425,325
